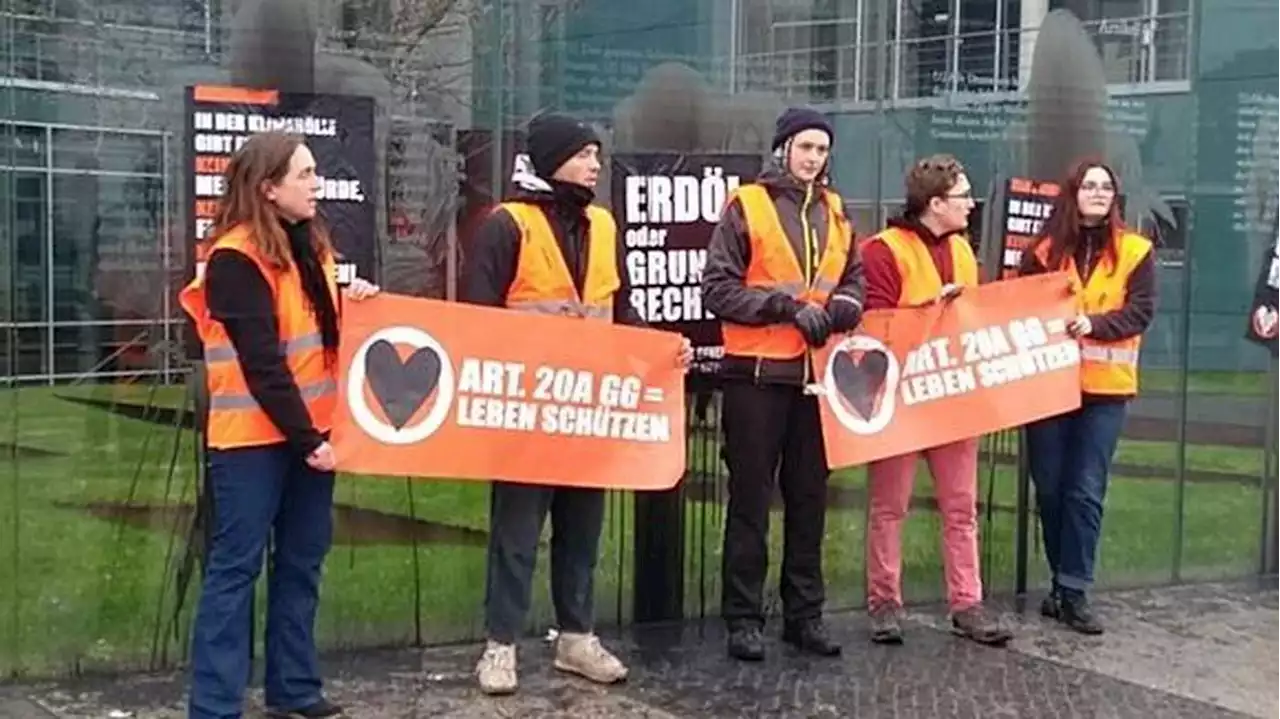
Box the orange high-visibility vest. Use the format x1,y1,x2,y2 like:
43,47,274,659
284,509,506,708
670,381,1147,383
720,184,854,359
1035,231,1152,395
179,224,339,450
863,226,979,307
501,202,621,319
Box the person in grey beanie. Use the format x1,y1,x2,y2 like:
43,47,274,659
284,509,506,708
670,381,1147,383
461,110,691,695
702,105,865,661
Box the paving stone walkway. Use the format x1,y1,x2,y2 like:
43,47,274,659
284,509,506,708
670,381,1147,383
2,581,1275,718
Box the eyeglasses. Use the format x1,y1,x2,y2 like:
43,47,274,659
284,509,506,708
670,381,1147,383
943,190,973,200
1080,181,1115,193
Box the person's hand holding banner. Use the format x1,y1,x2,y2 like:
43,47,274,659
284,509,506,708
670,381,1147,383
344,277,380,301
1067,314,1093,338
813,272,1082,468
330,293,687,490
678,337,694,371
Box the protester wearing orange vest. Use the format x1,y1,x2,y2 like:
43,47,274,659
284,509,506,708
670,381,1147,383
860,154,1012,647
1018,159,1156,635
461,111,692,695
180,131,379,719
702,107,864,661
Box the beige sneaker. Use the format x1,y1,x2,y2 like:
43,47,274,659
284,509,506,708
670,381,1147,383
475,640,518,695
553,632,628,684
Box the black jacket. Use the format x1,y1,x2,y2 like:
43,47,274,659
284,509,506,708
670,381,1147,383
460,179,645,327
701,165,865,384
204,220,339,455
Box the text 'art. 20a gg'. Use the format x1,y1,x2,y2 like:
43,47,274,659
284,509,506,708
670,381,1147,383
329,293,688,491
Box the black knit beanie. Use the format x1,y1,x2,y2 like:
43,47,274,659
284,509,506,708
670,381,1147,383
526,112,601,178
771,106,834,151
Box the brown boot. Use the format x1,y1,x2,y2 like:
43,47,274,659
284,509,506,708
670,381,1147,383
950,604,1012,646
868,604,904,644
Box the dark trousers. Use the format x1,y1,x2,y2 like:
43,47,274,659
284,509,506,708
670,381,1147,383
1025,400,1128,596
720,382,830,628
484,481,606,643
189,444,334,719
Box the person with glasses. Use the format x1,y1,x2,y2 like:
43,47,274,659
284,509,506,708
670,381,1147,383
859,154,1013,647
1017,159,1156,634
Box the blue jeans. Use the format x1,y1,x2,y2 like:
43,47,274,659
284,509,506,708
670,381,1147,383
1025,401,1128,596
188,443,335,719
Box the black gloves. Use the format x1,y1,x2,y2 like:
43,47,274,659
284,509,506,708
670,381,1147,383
793,303,832,348
763,292,837,347
764,293,805,323
826,295,864,333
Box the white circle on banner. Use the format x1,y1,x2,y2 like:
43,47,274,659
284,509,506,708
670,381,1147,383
822,334,900,436
346,326,455,445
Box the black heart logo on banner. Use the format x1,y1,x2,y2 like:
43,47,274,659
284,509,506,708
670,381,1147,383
365,339,442,429
832,349,890,420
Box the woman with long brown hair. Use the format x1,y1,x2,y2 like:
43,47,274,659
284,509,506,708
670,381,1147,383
1018,158,1157,635
180,130,378,718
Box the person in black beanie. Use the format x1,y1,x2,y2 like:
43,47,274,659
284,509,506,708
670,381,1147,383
461,110,691,695
701,105,865,661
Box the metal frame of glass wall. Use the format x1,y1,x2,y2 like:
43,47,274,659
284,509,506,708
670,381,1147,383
1,120,178,386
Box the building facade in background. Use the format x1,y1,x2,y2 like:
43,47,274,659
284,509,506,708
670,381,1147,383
2,0,1276,380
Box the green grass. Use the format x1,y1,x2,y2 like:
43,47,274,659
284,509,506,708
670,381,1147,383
1139,368,1270,396
0,374,1271,678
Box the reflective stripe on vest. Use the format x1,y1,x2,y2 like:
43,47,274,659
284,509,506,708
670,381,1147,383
207,377,339,410
501,201,621,320
203,331,326,363
178,224,339,449
865,226,978,307
1079,345,1140,364
1034,230,1152,395
720,183,853,360
505,299,612,319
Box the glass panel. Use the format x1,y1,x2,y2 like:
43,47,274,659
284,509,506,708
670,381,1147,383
52,174,164,323
859,0,896,101
52,323,163,377
1,124,47,168
898,0,955,98
52,129,163,175
11,171,49,324
0,11,12,678
12,326,48,379
0,328,10,379
1153,12,1191,82
0,171,11,341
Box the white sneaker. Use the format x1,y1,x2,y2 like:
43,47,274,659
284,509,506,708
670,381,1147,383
475,640,518,695
553,632,628,684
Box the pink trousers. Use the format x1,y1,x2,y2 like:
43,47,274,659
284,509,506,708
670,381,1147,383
865,437,982,612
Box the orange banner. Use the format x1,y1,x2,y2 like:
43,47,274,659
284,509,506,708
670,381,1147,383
814,273,1082,468
331,294,687,490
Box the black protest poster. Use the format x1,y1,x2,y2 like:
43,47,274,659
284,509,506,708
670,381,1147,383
611,154,761,375
183,84,377,281
999,177,1059,278
1245,229,1279,355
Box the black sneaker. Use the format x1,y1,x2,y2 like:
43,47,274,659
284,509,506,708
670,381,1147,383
868,605,904,645
1060,594,1104,635
727,625,765,661
1040,590,1061,619
265,699,345,718
951,604,1013,646
782,617,842,657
